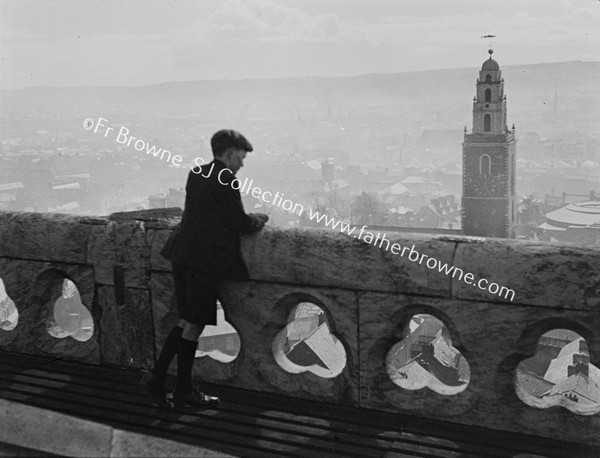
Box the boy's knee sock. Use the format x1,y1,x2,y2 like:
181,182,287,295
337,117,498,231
175,335,201,393
152,325,183,382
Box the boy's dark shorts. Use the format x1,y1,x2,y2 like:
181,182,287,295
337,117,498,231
172,263,220,326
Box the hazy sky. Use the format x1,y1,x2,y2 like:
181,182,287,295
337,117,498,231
1,0,599,89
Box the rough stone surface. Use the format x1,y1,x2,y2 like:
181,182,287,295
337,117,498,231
453,238,600,309
87,220,150,288
149,273,180,371
0,212,94,264
97,286,154,369
358,291,600,444
0,398,112,457
86,221,118,286
242,226,455,297
0,440,56,456
0,258,100,363
148,228,177,273
110,429,236,458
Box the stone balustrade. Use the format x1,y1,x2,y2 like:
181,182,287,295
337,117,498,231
0,209,598,446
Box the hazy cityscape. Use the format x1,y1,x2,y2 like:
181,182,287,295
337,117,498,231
1,1,599,454
1,60,599,244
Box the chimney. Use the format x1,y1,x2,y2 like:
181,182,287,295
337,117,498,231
322,158,334,183
567,354,589,378
573,353,590,366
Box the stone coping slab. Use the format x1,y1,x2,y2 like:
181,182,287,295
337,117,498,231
0,398,235,458
3,209,600,309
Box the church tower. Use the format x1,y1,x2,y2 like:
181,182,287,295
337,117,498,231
462,49,516,238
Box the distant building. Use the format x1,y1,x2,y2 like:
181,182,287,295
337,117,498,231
389,316,470,390
540,338,600,408
414,195,461,229
321,158,334,184
283,308,346,377
538,200,600,244
148,187,185,210
517,330,600,413
196,305,240,362
286,321,346,376
462,49,517,238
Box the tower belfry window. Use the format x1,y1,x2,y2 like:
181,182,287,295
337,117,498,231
484,114,491,132
485,88,491,103
485,74,492,83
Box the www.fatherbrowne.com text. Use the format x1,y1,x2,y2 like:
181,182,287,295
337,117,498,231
304,209,516,302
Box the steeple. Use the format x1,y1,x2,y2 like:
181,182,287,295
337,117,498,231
462,49,517,239
472,49,508,135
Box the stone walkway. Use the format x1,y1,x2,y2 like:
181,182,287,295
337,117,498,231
0,351,597,457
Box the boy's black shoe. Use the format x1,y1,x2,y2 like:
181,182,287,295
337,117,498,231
173,385,220,410
140,372,170,409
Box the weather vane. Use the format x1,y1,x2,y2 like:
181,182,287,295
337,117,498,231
481,34,497,49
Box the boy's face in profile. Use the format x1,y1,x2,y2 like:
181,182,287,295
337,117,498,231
225,147,247,174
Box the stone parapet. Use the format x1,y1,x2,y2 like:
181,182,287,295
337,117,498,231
0,209,598,446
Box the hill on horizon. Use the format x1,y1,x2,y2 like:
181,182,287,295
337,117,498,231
1,60,598,136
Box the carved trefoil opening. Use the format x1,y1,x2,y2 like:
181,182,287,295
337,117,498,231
272,301,347,378
0,278,18,331
47,279,94,342
386,314,470,395
195,301,240,363
516,329,600,415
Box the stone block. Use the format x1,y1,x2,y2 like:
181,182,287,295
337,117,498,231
0,258,100,363
0,211,95,264
0,398,113,457
97,286,154,369
453,238,600,309
0,440,56,456
358,291,600,445
86,221,118,286
242,226,455,297
110,429,236,457
147,228,176,273
87,220,150,288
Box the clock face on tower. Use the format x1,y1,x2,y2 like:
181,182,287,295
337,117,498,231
467,174,503,197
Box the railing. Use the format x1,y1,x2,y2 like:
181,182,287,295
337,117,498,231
0,209,598,446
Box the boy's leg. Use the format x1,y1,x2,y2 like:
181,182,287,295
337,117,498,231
142,321,184,407
172,268,221,408
173,320,220,408
151,323,184,381
142,263,187,408
175,321,204,394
